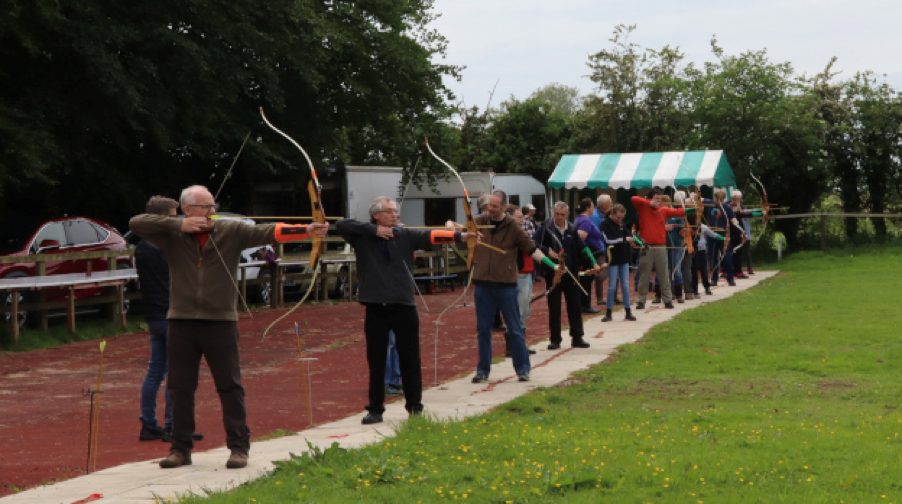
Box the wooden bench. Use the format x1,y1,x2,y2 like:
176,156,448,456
0,269,135,343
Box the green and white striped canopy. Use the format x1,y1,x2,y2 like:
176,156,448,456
548,150,735,190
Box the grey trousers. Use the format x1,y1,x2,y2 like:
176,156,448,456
637,246,672,304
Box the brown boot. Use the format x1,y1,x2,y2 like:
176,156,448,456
226,450,248,469
159,450,192,468
675,284,684,303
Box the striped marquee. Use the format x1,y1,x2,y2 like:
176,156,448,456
548,150,735,190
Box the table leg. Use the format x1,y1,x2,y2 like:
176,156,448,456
68,288,76,333
117,283,126,329
11,289,20,344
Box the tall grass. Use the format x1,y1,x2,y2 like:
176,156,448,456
185,243,902,503
0,315,146,351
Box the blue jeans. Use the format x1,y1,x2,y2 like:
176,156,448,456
475,284,530,376
384,330,401,386
140,320,172,429
606,263,632,310
516,273,532,327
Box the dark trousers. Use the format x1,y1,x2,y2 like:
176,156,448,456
547,279,584,344
167,319,249,455
731,237,745,274
708,239,734,283
579,274,594,308
364,304,423,415
691,248,711,293
735,241,751,274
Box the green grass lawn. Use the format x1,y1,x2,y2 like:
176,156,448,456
184,243,902,503
0,313,146,351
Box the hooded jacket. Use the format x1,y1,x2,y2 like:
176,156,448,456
471,213,537,287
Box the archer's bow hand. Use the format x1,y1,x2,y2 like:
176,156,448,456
461,230,483,242
308,221,330,237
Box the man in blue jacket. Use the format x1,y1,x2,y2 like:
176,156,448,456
136,196,182,442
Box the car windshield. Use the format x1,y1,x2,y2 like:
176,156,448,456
0,218,46,255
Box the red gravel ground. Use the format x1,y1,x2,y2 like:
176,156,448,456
0,276,639,496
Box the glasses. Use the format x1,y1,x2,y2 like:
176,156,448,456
381,209,398,214
189,203,220,212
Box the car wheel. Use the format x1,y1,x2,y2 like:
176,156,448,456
332,267,350,299
2,273,30,328
252,269,272,305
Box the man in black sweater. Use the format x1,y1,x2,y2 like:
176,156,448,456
336,197,477,424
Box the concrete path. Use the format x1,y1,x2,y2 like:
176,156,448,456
2,271,777,503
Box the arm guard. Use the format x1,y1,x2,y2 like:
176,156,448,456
274,223,309,242
582,246,597,265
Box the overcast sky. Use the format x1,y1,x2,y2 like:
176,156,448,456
428,0,901,108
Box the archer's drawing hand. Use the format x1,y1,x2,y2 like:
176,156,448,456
182,216,214,233
376,226,395,240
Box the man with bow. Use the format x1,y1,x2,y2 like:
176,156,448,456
336,197,478,425
130,184,329,470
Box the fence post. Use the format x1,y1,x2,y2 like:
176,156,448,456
820,213,826,251
777,236,782,261
35,261,48,330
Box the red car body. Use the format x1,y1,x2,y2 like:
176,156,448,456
0,216,133,305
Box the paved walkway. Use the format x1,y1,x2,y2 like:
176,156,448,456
2,272,776,503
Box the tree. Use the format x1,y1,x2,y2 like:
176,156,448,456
684,40,831,250
573,24,693,154
477,97,571,180
530,83,582,116
846,72,902,241
0,0,458,226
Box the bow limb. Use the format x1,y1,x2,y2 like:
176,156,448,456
260,108,320,189
530,263,565,305
259,108,326,340
423,137,479,269
423,138,482,329
307,180,325,269
749,172,769,241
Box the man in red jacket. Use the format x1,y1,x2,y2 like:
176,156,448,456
631,189,694,309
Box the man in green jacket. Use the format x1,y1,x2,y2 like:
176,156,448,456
130,185,329,470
